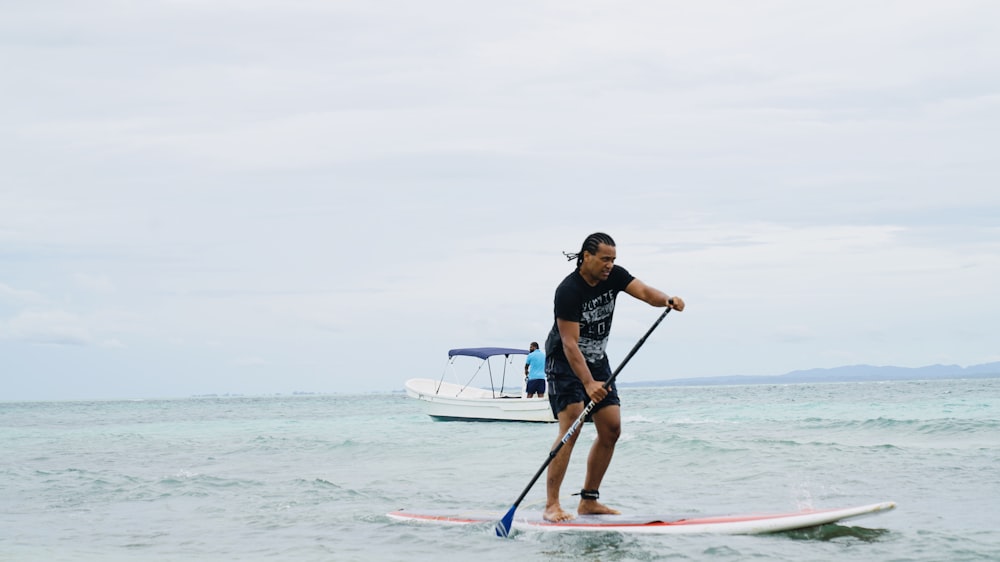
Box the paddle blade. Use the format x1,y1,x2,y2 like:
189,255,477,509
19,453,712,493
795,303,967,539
495,506,516,538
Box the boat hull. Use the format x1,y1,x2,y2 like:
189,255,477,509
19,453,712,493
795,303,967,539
405,378,556,422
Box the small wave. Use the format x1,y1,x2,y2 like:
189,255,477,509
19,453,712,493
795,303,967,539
869,417,994,434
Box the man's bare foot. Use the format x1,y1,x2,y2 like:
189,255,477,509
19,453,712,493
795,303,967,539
578,499,621,516
543,503,576,522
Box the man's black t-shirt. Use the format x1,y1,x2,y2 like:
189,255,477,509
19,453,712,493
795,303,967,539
544,265,635,377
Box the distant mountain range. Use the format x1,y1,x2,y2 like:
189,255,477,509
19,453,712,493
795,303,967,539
622,361,1000,387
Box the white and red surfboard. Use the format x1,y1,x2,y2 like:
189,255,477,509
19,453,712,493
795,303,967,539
387,501,895,535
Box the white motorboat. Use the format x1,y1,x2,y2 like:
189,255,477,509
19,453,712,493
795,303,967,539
405,347,555,422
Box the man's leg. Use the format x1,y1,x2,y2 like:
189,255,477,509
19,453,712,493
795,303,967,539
543,401,584,522
578,404,622,515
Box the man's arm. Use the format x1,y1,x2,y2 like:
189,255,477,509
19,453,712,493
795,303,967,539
625,278,685,311
556,318,609,403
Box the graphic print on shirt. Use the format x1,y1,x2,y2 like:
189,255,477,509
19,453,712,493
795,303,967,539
578,289,616,363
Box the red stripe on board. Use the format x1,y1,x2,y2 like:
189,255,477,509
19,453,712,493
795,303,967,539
388,511,481,524
530,508,840,528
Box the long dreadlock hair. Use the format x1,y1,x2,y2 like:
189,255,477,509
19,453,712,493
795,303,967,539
562,232,616,267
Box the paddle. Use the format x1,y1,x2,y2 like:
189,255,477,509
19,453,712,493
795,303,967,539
495,307,672,537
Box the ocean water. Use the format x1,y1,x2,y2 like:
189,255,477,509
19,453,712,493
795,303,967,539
2,378,998,561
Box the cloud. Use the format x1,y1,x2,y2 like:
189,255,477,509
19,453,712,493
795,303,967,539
232,356,267,367
0,283,45,305
73,273,116,293
3,310,93,346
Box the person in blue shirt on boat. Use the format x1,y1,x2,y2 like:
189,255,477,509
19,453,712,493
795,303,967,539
543,232,685,524
524,342,547,398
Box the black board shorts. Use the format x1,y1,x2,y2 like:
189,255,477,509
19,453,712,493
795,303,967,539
545,356,620,420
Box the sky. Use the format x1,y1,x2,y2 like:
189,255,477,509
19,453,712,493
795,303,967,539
2,1,998,401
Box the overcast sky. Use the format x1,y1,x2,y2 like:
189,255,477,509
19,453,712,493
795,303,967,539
3,1,998,401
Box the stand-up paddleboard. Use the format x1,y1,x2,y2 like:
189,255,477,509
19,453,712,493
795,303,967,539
388,501,895,535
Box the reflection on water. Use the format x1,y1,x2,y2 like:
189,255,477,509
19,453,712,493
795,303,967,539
785,523,893,542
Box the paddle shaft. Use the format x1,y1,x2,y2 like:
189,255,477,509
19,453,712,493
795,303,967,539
501,308,671,524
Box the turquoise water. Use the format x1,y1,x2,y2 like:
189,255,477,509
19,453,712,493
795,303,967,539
2,378,998,561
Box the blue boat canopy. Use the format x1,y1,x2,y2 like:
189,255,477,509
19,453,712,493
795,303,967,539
448,347,529,360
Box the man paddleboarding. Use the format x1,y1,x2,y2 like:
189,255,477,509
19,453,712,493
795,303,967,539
543,232,684,523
